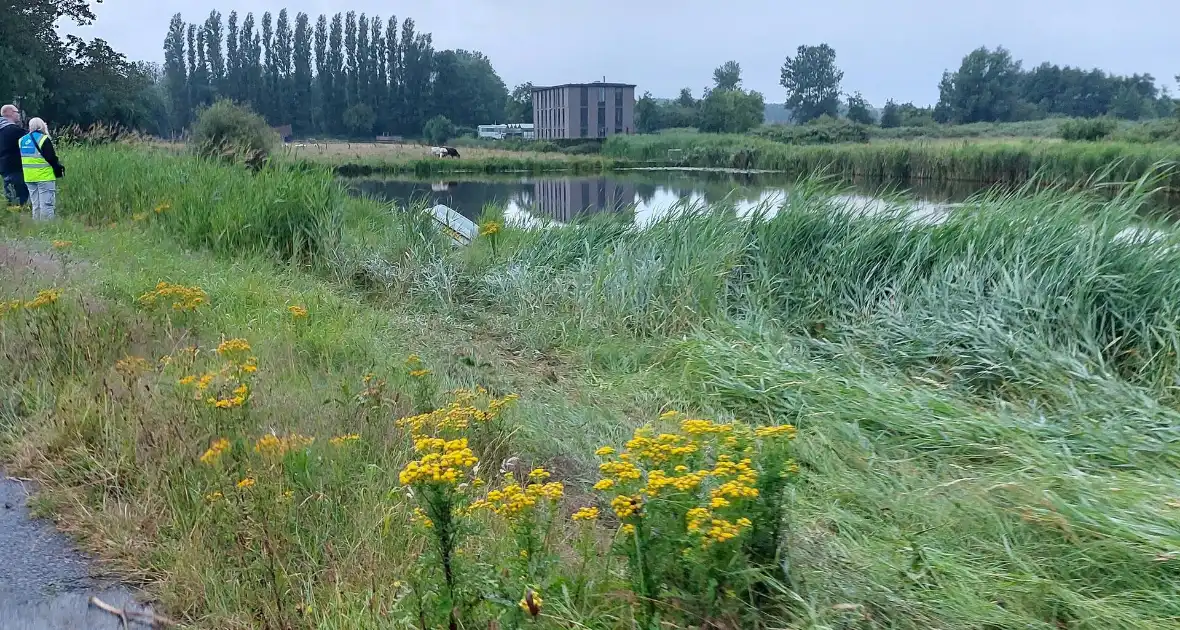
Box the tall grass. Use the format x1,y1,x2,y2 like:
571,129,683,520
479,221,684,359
325,155,631,177
603,132,1180,191
62,145,340,261
5,147,1180,628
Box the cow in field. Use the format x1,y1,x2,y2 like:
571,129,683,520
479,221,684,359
431,146,461,158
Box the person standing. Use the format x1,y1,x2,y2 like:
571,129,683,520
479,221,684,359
0,104,29,206
20,118,65,221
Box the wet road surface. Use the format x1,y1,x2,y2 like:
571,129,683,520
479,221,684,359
0,477,155,629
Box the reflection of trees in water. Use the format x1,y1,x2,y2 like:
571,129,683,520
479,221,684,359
347,178,532,220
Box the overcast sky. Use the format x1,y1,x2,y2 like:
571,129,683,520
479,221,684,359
66,0,1180,106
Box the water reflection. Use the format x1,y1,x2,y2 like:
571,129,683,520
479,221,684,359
346,170,987,226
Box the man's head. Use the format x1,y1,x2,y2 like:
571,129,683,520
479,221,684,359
0,105,19,124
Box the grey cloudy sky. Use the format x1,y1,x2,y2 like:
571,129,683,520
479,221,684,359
68,0,1180,106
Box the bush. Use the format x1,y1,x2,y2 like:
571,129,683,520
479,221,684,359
423,115,456,145
189,100,278,167
1059,117,1118,142
753,117,871,144
343,103,376,137
559,142,603,155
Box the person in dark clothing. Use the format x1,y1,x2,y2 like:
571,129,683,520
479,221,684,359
0,104,29,206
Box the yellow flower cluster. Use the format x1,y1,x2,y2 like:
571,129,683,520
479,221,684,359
398,437,479,486
0,299,23,316
754,424,797,439
25,289,61,310
155,202,171,214
287,305,308,319
472,472,564,517
114,355,151,378
329,433,361,447
611,494,642,519
625,428,699,465
410,507,434,528
479,221,501,237
254,433,315,458
591,412,799,546
137,282,206,312
177,340,258,409
236,477,256,489
200,438,230,465
572,506,600,521
51,240,72,249
397,389,519,436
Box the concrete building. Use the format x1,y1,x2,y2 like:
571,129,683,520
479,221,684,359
532,82,636,140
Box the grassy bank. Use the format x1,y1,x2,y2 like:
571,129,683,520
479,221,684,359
603,132,1180,190
328,155,633,177
2,145,1179,629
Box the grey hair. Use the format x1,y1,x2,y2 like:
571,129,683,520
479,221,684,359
28,117,49,137
0,104,17,117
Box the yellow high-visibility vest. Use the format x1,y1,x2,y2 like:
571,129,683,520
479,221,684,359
20,132,55,183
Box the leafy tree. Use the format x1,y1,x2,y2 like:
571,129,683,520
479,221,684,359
369,16,385,121
635,91,661,133
936,46,1022,123
423,114,456,144
163,15,189,129
698,87,764,133
845,92,874,125
384,16,401,133
344,11,358,109
879,99,901,128
342,102,375,137
259,11,274,120
225,12,240,102
676,88,696,108
313,15,330,133
327,13,344,133
779,44,843,123
431,49,508,126
505,83,534,122
356,14,370,110
898,102,936,126
240,13,260,108
399,19,434,135
291,12,312,135
204,11,225,97
1110,84,1149,120
271,9,292,124
713,61,742,91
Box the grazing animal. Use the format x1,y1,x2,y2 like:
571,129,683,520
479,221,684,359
431,146,460,159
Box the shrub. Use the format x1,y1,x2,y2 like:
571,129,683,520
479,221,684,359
343,103,376,137
188,100,278,167
423,115,456,145
1059,117,1117,142
753,117,871,144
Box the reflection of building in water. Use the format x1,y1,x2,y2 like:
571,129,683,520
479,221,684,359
532,178,636,222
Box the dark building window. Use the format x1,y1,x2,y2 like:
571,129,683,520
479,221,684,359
615,106,623,134
580,87,588,106
598,105,607,137
615,89,623,106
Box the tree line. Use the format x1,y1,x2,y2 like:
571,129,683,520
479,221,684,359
164,9,521,139
1,0,170,133
638,44,1177,133
634,62,766,134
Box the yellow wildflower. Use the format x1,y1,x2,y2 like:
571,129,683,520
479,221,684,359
205,491,223,502
199,438,230,465
24,289,61,309
479,221,501,237
255,433,315,458
154,202,171,214
51,240,72,249
594,446,615,457
571,507,600,521
329,433,361,447
409,369,431,378
287,305,308,319
610,494,642,519
410,507,434,528
236,477,256,489
528,468,551,481
620,524,636,535
593,479,615,491
216,338,252,356
519,588,542,618
754,424,797,439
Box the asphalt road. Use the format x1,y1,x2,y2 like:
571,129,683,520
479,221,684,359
0,477,155,629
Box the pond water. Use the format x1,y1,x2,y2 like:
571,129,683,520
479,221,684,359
345,169,990,226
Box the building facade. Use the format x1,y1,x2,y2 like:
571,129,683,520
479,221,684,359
532,83,636,140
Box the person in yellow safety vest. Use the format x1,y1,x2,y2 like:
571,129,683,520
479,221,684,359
19,117,64,221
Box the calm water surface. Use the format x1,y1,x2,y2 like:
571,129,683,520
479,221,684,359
346,169,986,226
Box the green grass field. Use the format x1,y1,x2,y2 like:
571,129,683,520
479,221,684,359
1,144,1178,629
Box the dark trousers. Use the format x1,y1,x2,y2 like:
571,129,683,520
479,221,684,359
2,172,28,206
